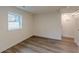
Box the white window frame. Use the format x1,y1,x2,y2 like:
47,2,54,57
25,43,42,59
8,12,22,31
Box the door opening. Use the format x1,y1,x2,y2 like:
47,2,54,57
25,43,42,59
61,13,75,41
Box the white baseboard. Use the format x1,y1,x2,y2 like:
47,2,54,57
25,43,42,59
1,35,33,53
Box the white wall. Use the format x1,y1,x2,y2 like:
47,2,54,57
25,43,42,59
34,11,62,40
0,7,33,52
74,16,79,46
61,13,75,38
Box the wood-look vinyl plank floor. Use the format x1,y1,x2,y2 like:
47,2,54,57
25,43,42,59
2,36,79,53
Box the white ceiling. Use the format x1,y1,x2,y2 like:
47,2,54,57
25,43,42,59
17,6,79,14
17,6,65,14
62,6,79,13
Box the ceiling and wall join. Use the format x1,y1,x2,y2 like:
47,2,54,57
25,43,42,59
17,6,66,14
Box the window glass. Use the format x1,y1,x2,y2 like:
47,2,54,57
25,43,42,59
8,12,22,31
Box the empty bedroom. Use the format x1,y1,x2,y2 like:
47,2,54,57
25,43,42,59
0,6,79,53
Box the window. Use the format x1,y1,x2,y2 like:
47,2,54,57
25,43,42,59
8,12,22,31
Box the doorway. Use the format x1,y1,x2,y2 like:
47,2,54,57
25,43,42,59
61,13,75,41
